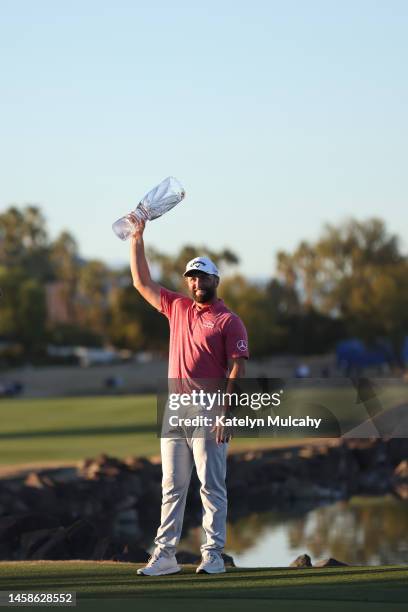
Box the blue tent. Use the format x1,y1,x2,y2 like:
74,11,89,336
402,337,408,366
336,339,393,370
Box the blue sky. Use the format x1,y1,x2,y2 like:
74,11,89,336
1,0,407,278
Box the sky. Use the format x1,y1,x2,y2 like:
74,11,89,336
1,0,407,278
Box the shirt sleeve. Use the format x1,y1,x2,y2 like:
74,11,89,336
159,287,186,319
224,315,249,360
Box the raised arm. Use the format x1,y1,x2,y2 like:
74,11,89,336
129,216,162,310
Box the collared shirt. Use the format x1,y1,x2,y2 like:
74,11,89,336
159,287,249,379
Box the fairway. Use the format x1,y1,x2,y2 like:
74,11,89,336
0,562,408,611
0,394,325,466
0,385,407,466
0,395,157,465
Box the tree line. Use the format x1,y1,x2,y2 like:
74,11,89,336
1,205,407,366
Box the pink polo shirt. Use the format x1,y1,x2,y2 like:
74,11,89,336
159,287,249,379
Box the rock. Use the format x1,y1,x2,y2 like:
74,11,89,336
0,541,13,560
124,456,155,471
20,529,54,559
0,441,405,562
147,454,162,466
92,536,116,561
77,458,94,471
20,480,58,512
65,519,98,558
0,484,29,514
314,558,348,567
393,483,408,500
384,438,408,466
222,552,236,567
0,514,60,543
394,460,408,479
358,469,390,495
24,472,55,489
27,527,70,560
114,495,138,512
290,554,312,568
114,509,141,539
392,460,408,498
298,447,315,459
78,454,130,480
242,451,264,461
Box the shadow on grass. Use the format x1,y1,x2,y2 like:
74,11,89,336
2,566,408,603
0,424,158,440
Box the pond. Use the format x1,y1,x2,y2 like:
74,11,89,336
178,495,408,566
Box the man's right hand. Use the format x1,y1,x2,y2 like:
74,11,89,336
128,214,146,240
129,214,161,310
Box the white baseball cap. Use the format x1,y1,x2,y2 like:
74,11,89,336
183,256,220,277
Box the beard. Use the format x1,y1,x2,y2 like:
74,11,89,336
192,286,216,303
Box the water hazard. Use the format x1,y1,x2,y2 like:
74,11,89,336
179,495,408,566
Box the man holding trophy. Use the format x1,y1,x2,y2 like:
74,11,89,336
116,177,249,576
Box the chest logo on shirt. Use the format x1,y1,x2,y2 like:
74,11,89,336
237,339,248,351
202,321,215,329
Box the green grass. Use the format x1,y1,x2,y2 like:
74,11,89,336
0,382,406,466
0,395,157,465
0,562,408,611
0,394,331,466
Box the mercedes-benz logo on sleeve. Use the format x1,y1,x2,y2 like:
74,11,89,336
237,340,248,351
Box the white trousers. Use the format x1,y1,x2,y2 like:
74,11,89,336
154,434,228,557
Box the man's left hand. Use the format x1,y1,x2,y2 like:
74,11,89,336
211,423,232,445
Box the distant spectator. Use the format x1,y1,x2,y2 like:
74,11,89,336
104,376,124,390
0,381,24,398
295,364,310,378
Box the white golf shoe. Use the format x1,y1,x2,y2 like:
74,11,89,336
137,550,180,576
196,551,226,574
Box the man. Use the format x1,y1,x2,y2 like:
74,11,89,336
129,218,249,576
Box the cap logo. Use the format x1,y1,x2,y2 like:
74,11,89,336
191,260,206,268
237,340,248,351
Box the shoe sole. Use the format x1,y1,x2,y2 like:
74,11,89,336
137,568,181,577
196,569,226,574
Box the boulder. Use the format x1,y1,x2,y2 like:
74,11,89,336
314,558,348,567
222,552,236,567
0,514,60,543
20,482,57,512
0,540,13,560
65,519,98,558
20,529,54,559
394,460,408,479
26,527,70,560
384,439,408,466
0,440,405,562
92,536,117,561
393,483,408,500
24,472,55,489
290,554,312,568
78,454,130,480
